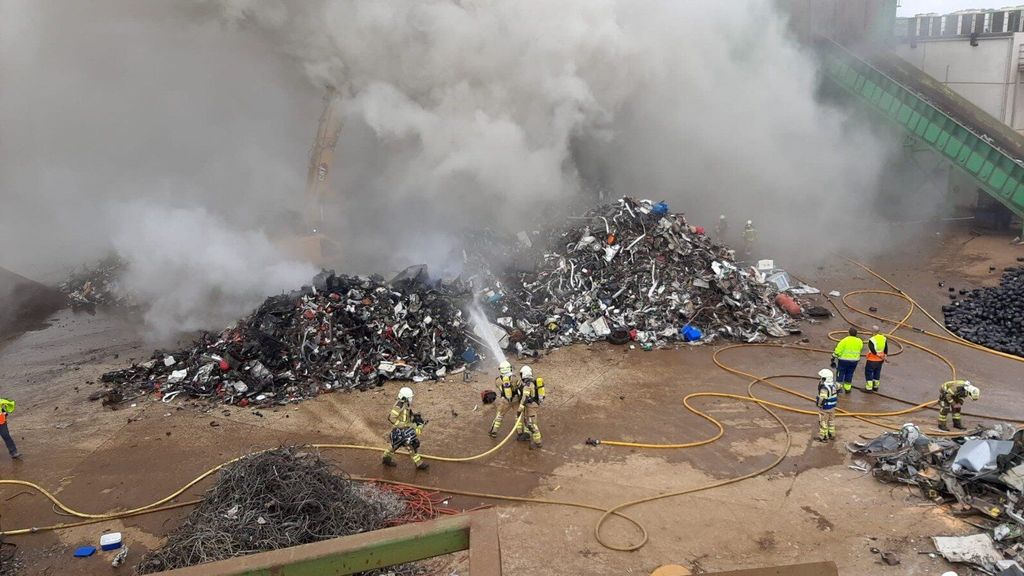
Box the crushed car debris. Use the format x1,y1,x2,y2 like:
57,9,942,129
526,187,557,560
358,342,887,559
850,424,1024,572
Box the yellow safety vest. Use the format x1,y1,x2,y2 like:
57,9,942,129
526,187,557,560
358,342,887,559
867,334,887,361
833,336,863,361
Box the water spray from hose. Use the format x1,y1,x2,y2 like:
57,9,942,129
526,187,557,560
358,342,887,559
469,299,507,366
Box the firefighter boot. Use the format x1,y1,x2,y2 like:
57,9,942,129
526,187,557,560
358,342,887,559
953,419,966,431
416,462,430,471
938,422,950,431
382,455,397,467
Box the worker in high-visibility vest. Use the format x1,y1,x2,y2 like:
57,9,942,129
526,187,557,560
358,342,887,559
0,398,20,459
831,327,864,394
864,326,889,392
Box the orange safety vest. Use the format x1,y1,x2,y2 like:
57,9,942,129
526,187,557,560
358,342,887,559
0,412,7,426
866,334,888,362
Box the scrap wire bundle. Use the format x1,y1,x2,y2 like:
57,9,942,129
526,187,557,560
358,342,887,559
471,197,794,352
137,448,429,575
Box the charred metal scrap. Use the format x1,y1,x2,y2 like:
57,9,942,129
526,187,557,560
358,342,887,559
850,424,1024,572
58,255,133,313
98,271,469,407
466,197,795,352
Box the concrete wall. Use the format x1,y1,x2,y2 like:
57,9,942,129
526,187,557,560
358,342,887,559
892,36,1012,121
891,33,1024,135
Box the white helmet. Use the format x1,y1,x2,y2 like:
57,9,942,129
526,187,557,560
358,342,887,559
817,368,834,385
498,361,513,377
397,387,414,401
746,220,753,226
964,381,980,401
520,365,533,379
719,214,726,220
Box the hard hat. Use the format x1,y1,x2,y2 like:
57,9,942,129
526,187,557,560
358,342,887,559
871,325,880,332
397,387,414,401
746,220,752,226
498,361,512,376
964,382,980,400
719,214,725,219
520,365,533,379
817,368,834,383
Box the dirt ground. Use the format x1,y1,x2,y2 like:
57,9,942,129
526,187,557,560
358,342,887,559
1,224,1023,576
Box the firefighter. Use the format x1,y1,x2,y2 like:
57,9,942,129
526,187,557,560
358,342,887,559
518,365,546,448
0,398,19,459
382,387,429,470
742,220,757,258
832,327,863,394
938,380,980,431
815,368,838,442
864,326,888,392
489,360,522,438
714,214,728,240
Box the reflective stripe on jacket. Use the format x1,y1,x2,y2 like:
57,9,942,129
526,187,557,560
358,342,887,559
817,383,838,411
867,334,888,362
389,401,414,428
940,380,968,403
833,336,864,361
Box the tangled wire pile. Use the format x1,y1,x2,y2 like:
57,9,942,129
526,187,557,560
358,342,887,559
137,448,418,575
469,197,794,352
98,273,469,408
944,266,1024,357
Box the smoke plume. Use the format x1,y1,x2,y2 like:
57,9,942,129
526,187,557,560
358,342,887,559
0,0,894,338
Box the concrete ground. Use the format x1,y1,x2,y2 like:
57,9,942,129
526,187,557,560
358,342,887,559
1,225,1023,576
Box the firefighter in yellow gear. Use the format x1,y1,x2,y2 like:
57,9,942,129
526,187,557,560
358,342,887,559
815,368,838,442
518,365,545,448
938,380,979,431
489,360,522,438
383,387,429,470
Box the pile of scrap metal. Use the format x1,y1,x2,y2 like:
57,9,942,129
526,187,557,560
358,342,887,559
466,197,797,353
850,423,1024,574
58,255,133,313
96,270,470,408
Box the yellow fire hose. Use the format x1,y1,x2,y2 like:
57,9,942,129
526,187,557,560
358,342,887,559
1,258,1022,555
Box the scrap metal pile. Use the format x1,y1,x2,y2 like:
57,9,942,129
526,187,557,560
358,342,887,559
850,424,1024,573
468,197,795,352
98,271,468,407
58,255,132,313
944,266,1024,358
137,448,426,575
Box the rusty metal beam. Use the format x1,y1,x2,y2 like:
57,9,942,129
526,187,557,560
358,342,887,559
704,561,839,576
150,509,501,576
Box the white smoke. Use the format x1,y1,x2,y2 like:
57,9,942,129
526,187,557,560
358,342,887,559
1,0,895,338
210,0,892,268
112,202,314,340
